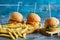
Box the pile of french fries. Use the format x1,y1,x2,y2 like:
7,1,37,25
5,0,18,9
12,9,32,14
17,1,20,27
0,23,41,40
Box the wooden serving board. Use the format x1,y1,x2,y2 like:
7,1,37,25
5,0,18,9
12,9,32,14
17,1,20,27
39,28,60,36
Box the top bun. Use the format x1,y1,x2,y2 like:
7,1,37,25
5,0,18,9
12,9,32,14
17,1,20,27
9,12,23,22
27,13,41,22
44,17,59,27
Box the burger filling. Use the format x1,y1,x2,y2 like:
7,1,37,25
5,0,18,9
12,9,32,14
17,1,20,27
46,25,60,31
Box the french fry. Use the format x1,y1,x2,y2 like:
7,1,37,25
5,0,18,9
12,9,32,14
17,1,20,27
23,33,26,38
24,25,35,34
16,31,23,38
21,26,28,33
8,32,15,40
12,29,18,39
0,28,8,34
7,29,15,40
2,24,20,29
0,32,8,35
2,26,20,29
0,22,41,39
0,34,11,38
16,28,22,31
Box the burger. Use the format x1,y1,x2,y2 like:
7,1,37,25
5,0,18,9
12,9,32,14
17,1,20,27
44,17,59,32
9,12,23,24
27,13,41,25
26,13,42,33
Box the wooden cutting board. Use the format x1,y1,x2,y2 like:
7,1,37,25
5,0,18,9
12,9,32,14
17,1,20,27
39,28,60,36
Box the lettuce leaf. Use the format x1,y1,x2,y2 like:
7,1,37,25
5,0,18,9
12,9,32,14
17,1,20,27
56,25,60,28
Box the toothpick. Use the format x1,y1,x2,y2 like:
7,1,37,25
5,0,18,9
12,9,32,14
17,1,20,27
17,2,22,12
49,4,51,18
34,2,37,13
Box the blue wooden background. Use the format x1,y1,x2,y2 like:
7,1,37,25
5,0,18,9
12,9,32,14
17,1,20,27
0,0,60,40
0,0,60,24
